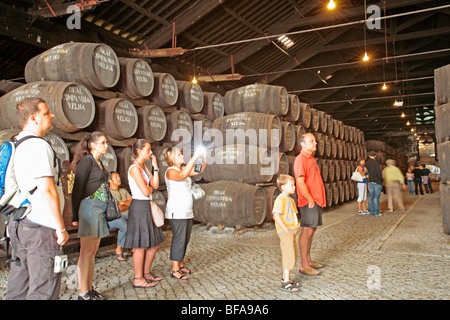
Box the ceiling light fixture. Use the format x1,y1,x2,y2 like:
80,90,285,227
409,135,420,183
401,112,405,118
362,0,369,62
406,121,411,126
382,83,388,90
192,49,197,84
277,35,294,49
327,0,336,10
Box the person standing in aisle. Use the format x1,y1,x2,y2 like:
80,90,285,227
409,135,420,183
71,131,110,300
356,157,369,215
6,97,68,300
293,133,325,276
406,167,415,195
421,164,433,194
365,151,383,216
412,165,424,195
382,159,407,213
164,146,206,280
124,139,165,288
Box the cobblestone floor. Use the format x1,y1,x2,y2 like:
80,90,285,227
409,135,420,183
1,186,449,302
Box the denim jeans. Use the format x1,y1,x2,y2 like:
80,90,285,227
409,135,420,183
407,180,414,194
414,178,424,195
107,214,128,247
368,182,382,215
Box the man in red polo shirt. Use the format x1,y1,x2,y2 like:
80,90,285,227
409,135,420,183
293,133,326,276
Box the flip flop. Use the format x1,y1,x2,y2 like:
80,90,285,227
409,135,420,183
145,272,162,282
133,278,157,288
115,253,127,262
299,267,321,276
310,262,324,269
180,266,194,274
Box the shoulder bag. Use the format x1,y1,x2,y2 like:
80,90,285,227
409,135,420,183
150,200,164,227
351,167,364,182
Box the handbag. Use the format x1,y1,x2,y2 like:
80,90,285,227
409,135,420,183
105,189,121,222
191,181,205,200
150,201,164,227
351,168,364,182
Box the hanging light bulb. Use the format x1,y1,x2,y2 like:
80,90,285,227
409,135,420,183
363,52,369,61
382,83,387,90
401,112,405,118
192,76,197,84
327,0,336,10
406,121,411,126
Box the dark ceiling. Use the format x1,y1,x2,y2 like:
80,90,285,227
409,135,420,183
1,0,449,149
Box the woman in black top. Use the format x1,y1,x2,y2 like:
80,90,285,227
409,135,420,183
71,131,110,300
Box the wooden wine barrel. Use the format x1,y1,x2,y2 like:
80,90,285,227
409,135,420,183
25,42,120,91
223,84,288,116
324,183,333,208
326,114,333,135
136,103,167,143
317,110,327,133
44,132,70,163
337,181,345,203
115,57,154,99
327,159,336,182
0,81,95,133
343,180,350,202
330,182,339,205
339,160,347,180
95,98,138,140
0,80,24,96
319,158,328,182
263,186,281,222
280,121,296,153
330,136,337,158
176,81,204,114
334,160,341,181
298,102,311,128
338,120,345,140
323,134,331,158
165,109,194,143
336,139,343,159
277,152,290,179
193,181,267,228
212,112,281,148
115,146,154,188
310,108,319,132
149,72,178,108
285,94,300,122
343,125,349,142
202,92,225,120
332,119,340,138
0,129,20,144
349,180,356,199
313,132,324,157
203,144,274,184
153,145,170,185
292,125,306,154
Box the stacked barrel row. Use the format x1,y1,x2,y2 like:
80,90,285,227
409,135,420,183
0,42,226,230
365,140,408,173
434,64,450,235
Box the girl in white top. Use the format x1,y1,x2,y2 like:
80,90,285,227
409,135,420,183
164,146,206,280
124,139,165,288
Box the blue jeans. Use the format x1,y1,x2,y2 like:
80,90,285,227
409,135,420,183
414,178,424,195
107,214,128,247
407,180,414,194
368,183,382,215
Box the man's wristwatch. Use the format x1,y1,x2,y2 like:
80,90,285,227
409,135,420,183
153,168,159,172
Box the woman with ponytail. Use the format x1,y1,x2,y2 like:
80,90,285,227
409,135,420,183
71,131,110,300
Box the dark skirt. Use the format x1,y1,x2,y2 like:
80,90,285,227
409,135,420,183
124,199,166,249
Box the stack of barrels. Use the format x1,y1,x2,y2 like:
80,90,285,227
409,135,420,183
365,140,408,173
0,41,369,232
434,64,450,235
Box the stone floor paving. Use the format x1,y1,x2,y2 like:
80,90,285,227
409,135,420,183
1,187,449,304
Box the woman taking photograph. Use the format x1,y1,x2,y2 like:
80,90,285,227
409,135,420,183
71,131,110,300
356,157,369,215
124,139,165,288
164,146,206,280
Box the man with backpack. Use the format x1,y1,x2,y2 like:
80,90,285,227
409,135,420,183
4,97,68,300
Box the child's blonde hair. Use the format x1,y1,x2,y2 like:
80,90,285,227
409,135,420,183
276,174,295,191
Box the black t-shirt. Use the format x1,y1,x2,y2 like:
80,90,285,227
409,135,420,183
365,158,383,184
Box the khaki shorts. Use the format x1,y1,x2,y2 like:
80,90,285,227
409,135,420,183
299,203,323,228
278,228,300,270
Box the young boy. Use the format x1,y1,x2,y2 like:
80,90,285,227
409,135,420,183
272,174,300,292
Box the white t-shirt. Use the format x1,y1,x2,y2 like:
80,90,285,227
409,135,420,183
13,132,64,229
128,163,153,201
165,166,193,219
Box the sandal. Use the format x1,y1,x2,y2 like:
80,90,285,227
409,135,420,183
115,253,127,262
171,270,189,280
133,277,157,288
309,261,324,269
144,272,162,282
180,266,194,274
299,267,321,276
280,281,300,292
